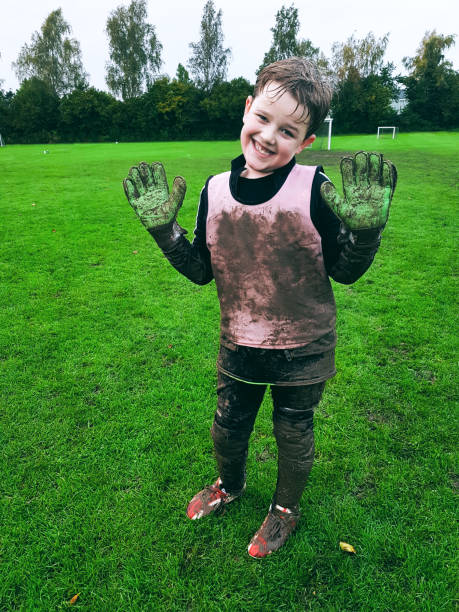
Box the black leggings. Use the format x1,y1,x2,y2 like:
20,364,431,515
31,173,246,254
211,371,325,509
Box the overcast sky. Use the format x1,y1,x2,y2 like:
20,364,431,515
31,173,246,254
1,0,458,93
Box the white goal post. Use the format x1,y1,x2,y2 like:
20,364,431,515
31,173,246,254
307,117,333,150
324,117,333,150
377,126,398,139
0,134,4,147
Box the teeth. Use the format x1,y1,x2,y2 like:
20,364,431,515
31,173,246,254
254,140,271,155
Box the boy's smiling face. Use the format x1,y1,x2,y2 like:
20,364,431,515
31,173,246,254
240,81,316,179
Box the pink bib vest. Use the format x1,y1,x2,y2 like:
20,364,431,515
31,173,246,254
206,164,336,349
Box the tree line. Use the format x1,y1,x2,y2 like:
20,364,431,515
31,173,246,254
0,1,457,144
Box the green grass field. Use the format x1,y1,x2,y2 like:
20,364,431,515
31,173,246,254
1,133,458,610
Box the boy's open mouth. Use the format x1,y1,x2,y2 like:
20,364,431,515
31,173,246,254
253,139,273,156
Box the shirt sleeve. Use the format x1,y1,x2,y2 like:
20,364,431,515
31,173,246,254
148,178,214,286
192,177,211,253
310,170,381,285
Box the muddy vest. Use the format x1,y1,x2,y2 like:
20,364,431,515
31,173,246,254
206,164,336,349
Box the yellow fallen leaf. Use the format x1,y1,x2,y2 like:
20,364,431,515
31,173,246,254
339,541,356,554
69,593,80,605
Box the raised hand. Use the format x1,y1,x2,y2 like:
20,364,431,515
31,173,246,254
320,151,397,231
123,161,186,231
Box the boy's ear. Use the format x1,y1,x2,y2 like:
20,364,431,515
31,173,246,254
296,134,316,154
244,96,253,116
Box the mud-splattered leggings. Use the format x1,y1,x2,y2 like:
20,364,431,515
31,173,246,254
211,371,325,509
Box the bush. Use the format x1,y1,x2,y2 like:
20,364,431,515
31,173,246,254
59,88,120,142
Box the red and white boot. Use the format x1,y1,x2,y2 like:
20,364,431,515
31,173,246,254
187,477,245,520
248,503,300,558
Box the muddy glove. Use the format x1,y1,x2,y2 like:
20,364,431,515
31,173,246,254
123,161,187,249
320,151,397,242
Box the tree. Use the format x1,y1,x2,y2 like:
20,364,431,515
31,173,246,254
175,63,192,84
154,77,202,139
59,88,120,142
9,78,59,143
200,77,252,138
258,4,325,74
188,0,231,92
331,72,397,134
330,32,398,133
105,0,162,100
12,9,88,96
400,31,458,130
331,32,390,83
0,87,14,142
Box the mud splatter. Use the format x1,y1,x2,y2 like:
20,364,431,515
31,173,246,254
209,206,335,347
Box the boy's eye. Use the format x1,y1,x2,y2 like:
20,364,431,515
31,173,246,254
257,114,268,122
281,128,294,137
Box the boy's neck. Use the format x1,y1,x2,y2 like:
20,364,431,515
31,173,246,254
233,154,296,179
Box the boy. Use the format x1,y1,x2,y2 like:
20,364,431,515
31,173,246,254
123,58,397,558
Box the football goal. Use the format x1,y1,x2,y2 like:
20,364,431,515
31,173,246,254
377,126,398,139
0,134,5,147
309,117,333,150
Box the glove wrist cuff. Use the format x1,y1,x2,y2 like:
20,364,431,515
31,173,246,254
148,221,187,252
350,227,383,245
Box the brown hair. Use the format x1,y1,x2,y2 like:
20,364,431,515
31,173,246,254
254,57,332,138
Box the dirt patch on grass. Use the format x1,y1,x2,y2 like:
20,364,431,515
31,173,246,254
367,411,390,426
352,476,377,499
297,150,354,167
256,446,276,462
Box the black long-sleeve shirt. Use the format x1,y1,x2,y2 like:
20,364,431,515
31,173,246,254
151,154,381,288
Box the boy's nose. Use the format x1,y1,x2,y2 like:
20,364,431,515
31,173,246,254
260,125,276,144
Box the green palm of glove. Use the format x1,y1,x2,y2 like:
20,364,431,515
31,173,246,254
123,161,186,231
320,151,397,231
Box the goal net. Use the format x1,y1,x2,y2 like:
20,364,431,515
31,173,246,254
377,126,399,139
